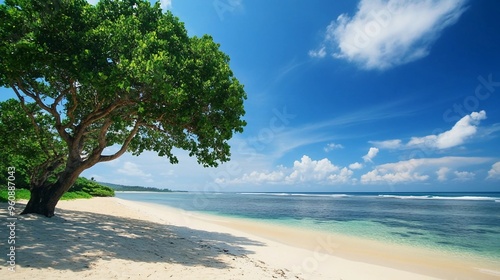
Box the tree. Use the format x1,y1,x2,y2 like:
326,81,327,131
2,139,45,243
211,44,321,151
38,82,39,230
0,0,247,217
0,99,66,190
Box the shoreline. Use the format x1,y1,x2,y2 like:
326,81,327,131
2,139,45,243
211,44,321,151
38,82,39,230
118,198,500,280
1,197,499,279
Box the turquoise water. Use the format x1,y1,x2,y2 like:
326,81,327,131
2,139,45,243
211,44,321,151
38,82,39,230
115,191,500,262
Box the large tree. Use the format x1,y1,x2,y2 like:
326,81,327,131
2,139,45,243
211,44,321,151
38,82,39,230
0,99,65,190
0,0,246,217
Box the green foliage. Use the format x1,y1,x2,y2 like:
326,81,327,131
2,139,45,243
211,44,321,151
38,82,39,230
0,0,246,169
69,177,115,197
0,188,93,202
0,188,31,202
61,191,92,200
100,181,176,192
0,99,65,189
0,1,245,214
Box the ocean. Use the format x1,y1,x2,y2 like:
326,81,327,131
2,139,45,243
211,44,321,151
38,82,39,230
115,191,500,262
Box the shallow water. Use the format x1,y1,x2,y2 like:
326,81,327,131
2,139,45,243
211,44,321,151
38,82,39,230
116,191,500,262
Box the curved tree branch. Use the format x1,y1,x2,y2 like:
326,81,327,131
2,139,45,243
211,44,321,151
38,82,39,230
99,120,141,163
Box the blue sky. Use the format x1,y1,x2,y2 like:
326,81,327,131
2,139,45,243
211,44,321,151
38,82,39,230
2,0,500,192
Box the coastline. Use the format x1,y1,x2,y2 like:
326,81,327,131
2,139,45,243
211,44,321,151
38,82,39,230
1,197,499,279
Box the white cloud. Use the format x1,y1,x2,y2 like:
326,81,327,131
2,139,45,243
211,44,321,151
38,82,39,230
349,162,364,170
309,47,327,58
160,0,172,10
217,155,355,185
370,139,402,149
436,167,450,181
361,158,429,184
487,161,500,180
328,167,354,183
453,170,475,181
117,161,152,178
286,156,340,183
360,156,489,184
372,111,487,151
324,142,344,152
361,168,429,184
408,111,486,149
363,147,379,162
311,0,468,70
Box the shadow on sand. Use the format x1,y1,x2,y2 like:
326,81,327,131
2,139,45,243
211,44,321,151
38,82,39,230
0,202,265,272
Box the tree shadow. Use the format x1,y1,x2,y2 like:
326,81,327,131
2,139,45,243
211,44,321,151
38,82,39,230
0,202,265,272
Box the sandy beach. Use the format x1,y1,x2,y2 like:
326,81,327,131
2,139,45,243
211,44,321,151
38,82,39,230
1,197,499,280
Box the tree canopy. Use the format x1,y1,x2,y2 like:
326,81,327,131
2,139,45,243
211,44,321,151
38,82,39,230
0,99,65,189
0,0,246,216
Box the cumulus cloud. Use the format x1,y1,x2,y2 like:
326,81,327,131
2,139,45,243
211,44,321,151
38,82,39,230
372,111,487,151
361,158,429,184
216,155,354,185
287,156,340,183
487,161,500,180
453,170,475,181
363,147,379,162
436,167,450,181
349,162,364,170
324,142,345,152
310,0,468,70
360,156,489,184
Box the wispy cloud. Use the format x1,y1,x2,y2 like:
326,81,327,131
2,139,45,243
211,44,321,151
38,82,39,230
363,147,379,162
308,47,327,58
324,143,344,152
253,101,417,161
117,161,152,178
310,0,468,70
160,0,172,10
371,111,487,150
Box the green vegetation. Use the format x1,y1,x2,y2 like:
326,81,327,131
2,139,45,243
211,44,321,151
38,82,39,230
0,189,30,202
100,182,180,192
0,99,65,190
0,0,246,217
0,178,112,202
69,177,115,197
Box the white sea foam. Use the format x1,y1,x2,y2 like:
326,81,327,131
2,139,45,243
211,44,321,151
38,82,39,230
239,192,350,198
378,195,498,201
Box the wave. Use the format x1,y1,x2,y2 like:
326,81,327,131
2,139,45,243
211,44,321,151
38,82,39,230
239,192,350,198
378,195,499,201
290,193,351,198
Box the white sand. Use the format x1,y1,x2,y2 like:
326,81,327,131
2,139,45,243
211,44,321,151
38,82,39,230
1,197,499,279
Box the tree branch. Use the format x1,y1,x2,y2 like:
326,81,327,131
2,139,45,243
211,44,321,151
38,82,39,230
61,79,79,130
78,97,134,129
12,80,73,145
99,120,141,163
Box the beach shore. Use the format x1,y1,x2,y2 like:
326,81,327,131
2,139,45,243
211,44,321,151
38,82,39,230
1,197,499,279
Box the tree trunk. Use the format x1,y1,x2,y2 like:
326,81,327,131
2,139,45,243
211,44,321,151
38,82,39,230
21,162,84,217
